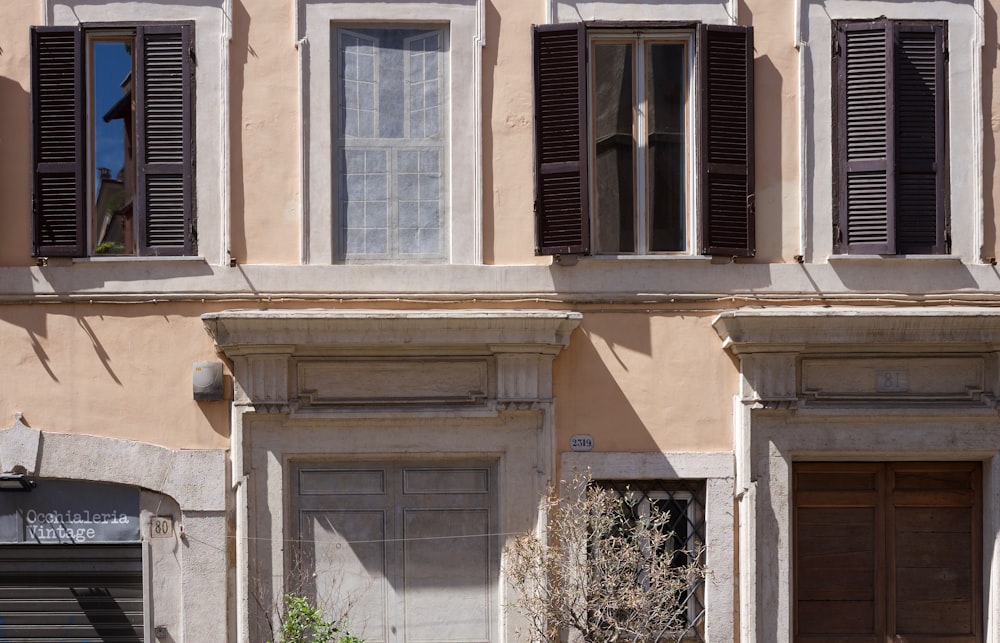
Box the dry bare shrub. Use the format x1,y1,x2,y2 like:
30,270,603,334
505,475,704,643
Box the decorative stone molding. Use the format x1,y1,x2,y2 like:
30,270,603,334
716,307,1000,406
715,307,1000,354
204,310,582,411
714,307,1000,643
0,417,225,512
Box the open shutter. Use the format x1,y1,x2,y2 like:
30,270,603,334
135,24,195,256
533,24,589,255
699,24,754,257
31,26,85,257
894,23,947,254
837,21,894,254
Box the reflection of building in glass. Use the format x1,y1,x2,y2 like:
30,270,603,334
93,167,126,254
95,69,134,254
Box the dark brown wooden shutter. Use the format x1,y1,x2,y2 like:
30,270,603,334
135,24,195,256
698,24,754,257
533,23,589,255
31,26,85,257
894,23,947,254
836,20,947,255
836,21,893,253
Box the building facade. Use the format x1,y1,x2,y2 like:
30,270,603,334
0,0,998,641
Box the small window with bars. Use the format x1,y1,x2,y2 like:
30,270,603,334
597,479,707,642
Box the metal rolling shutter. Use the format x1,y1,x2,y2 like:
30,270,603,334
0,544,143,642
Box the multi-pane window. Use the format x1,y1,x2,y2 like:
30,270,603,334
31,24,195,257
598,479,707,642
533,23,754,258
335,27,448,262
834,19,948,254
591,34,690,254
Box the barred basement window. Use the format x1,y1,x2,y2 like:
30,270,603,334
598,479,707,642
31,23,195,257
833,19,949,255
533,23,754,258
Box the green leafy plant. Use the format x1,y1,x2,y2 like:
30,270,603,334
269,594,363,643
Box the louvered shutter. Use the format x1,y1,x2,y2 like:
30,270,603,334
894,23,947,254
0,544,144,642
135,24,195,256
699,24,754,257
837,21,893,253
31,26,85,257
533,24,589,255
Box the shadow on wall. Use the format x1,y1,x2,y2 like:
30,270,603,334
553,314,736,454
228,0,253,265
0,76,33,266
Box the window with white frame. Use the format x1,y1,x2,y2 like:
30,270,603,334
334,26,449,262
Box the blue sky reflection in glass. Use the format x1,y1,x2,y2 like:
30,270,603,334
92,40,132,190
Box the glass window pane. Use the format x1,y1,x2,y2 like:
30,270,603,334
647,42,687,252
337,27,447,262
91,38,134,255
593,43,635,254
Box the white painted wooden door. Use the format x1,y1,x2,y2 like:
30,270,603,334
293,460,498,643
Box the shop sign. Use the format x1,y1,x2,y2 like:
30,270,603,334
0,480,140,544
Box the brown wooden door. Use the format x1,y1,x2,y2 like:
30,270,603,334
793,462,981,643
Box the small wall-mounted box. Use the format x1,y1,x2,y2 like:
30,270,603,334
192,362,224,401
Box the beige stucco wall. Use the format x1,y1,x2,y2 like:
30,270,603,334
0,4,37,267
231,0,300,265
0,303,229,450
554,312,736,453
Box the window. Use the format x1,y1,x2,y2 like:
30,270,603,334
533,23,754,258
334,26,448,263
599,479,707,641
834,20,948,255
794,462,981,641
31,24,195,257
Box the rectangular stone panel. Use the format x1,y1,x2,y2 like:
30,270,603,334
296,359,488,405
801,357,984,401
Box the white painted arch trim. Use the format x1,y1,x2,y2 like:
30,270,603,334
0,418,225,512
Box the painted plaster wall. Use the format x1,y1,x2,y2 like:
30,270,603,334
0,4,37,267
0,303,229,450
230,0,300,265
554,312,737,453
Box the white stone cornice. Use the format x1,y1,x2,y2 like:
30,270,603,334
204,309,582,354
714,307,1000,355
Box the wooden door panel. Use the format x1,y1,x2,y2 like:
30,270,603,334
794,462,982,643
